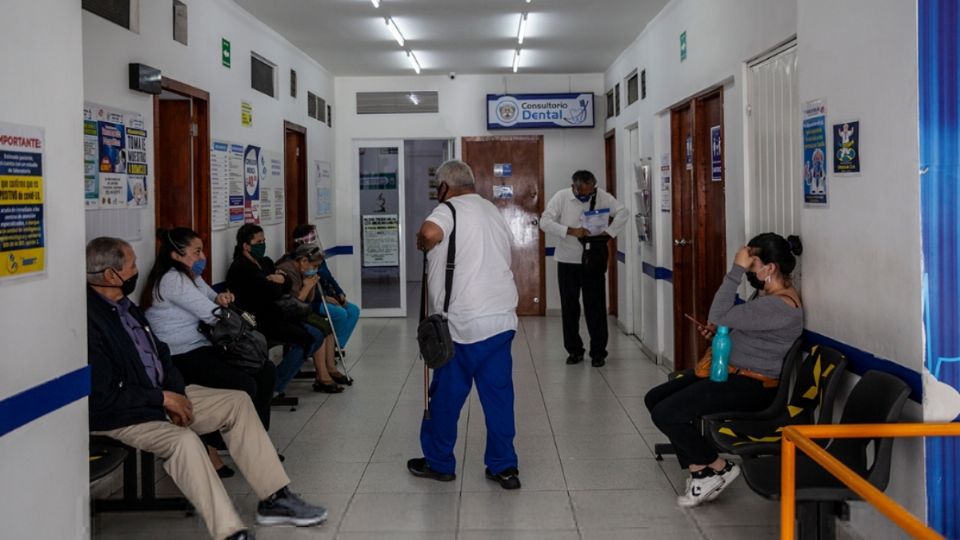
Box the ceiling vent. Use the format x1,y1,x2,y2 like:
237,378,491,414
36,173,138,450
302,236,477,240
356,92,439,114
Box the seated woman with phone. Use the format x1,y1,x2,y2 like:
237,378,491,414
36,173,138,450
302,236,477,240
644,232,803,508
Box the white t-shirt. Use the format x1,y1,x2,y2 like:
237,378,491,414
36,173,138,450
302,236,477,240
425,193,518,344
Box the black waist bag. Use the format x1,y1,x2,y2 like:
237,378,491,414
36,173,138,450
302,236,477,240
417,201,457,370
200,305,269,373
581,237,609,274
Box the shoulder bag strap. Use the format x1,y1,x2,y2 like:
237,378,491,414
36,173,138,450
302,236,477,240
419,250,429,322
442,201,457,315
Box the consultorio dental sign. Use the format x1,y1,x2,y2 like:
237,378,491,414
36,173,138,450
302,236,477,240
487,93,595,130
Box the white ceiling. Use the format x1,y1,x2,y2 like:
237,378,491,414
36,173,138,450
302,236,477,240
232,0,670,76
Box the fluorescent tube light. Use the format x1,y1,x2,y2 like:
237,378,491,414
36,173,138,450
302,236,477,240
407,51,421,74
512,49,520,73
386,17,405,47
371,0,380,7
518,13,528,45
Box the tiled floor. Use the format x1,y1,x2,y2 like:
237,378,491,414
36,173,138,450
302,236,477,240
92,312,781,539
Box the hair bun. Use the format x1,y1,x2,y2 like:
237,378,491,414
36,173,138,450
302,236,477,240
787,235,803,256
155,228,170,241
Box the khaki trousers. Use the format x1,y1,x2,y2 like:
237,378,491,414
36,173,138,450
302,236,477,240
94,385,290,539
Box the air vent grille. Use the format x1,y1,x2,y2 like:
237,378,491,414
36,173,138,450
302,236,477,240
356,92,439,114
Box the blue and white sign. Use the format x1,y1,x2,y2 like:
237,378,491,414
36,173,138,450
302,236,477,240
487,93,595,130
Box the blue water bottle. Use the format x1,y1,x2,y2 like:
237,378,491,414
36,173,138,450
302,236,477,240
710,326,732,382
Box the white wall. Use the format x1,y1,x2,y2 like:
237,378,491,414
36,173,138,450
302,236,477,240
603,0,797,365
82,0,336,286
333,74,606,313
797,0,924,533
0,1,89,538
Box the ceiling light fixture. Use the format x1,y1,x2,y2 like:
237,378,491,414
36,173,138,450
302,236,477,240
386,17,405,47
371,0,380,7
526,0,532,3
407,51,421,74
517,13,528,45
512,49,521,73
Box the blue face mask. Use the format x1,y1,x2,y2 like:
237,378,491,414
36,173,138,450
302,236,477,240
573,186,595,203
304,268,318,277
191,258,206,277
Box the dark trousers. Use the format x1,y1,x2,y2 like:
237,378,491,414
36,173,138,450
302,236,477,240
557,262,607,359
645,374,777,468
172,346,276,431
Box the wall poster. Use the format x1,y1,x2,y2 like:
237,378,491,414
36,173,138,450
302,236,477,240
83,103,147,210
0,121,45,280
833,120,861,175
315,160,333,218
802,99,828,205
243,145,262,224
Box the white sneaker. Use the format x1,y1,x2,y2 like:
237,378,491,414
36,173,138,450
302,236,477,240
677,469,725,508
706,460,741,501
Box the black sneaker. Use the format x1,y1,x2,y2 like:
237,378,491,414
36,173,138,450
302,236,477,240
226,530,255,540
256,487,327,527
566,354,584,365
407,457,456,482
591,356,606,367
485,467,521,490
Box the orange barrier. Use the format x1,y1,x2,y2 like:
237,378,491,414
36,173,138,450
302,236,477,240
780,423,960,540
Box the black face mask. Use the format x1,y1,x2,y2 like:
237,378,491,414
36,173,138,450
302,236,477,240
745,271,765,291
100,268,139,296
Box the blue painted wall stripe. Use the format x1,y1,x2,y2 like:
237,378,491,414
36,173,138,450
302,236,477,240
0,366,90,438
616,250,626,263
545,247,555,257
802,330,922,402
641,261,673,282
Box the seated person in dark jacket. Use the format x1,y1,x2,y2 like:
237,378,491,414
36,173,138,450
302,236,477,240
86,237,326,540
226,224,323,395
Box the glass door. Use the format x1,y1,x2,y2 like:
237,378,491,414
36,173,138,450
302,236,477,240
355,140,406,317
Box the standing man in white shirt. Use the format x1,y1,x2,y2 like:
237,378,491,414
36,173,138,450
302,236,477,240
540,170,628,367
407,160,522,490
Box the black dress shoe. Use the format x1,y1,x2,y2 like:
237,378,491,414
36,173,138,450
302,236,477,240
216,464,236,479
226,529,255,540
485,467,521,490
407,457,456,481
591,357,606,367
566,354,584,365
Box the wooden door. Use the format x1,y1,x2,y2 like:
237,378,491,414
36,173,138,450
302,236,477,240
284,121,307,251
462,136,545,316
153,78,211,283
604,131,618,317
671,89,727,371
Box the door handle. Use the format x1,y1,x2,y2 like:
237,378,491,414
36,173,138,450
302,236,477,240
673,239,693,246
530,218,539,226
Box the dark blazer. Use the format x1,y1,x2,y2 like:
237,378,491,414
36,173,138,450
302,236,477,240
87,287,185,432
226,256,291,320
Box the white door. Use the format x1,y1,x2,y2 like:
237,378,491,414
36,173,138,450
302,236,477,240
354,139,407,317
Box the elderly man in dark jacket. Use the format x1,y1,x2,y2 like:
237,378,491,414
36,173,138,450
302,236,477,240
86,237,326,540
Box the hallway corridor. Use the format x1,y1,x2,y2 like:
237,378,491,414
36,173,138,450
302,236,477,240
93,315,781,539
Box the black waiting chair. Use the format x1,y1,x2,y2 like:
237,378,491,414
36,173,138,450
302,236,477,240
91,436,193,514
654,337,805,460
704,344,847,457
740,370,911,540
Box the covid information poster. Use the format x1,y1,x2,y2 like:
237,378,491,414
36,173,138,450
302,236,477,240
0,121,45,280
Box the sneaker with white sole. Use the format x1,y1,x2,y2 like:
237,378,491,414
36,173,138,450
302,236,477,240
705,460,741,501
256,487,328,527
677,468,725,508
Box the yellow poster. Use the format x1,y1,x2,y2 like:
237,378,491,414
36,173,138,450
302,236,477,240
0,122,45,279
241,101,253,127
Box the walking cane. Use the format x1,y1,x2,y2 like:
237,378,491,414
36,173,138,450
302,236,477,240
420,249,431,421
316,288,349,375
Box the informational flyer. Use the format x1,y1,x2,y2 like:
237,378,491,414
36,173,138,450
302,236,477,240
833,120,861,175
84,103,146,211
0,121,46,280
210,141,231,230
315,160,332,218
265,152,284,225
802,99,828,205
660,152,671,213
243,144,262,224
361,214,400,267
228,143,245,224
83,119,99,209
125,117,148,207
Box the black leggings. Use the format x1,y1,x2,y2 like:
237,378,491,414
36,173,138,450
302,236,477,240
645,374,777,468
172,346,276,431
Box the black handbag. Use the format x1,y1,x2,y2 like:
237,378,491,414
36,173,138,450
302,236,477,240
417,201,456,370
199,305,269,373
275,294,313,322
